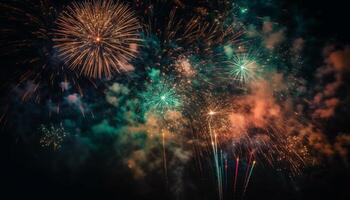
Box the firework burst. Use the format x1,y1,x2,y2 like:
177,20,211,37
225,52,260,86
141,79,182,115
0,1,338,199
39,123,68,151
54,0,142,79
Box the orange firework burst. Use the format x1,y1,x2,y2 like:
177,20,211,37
54,0,141,78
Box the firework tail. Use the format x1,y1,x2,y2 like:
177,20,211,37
162,130,169,188
225,158,228,192
208,116,223,200
242,161,256,199
233,157,240,198
243,152,253,190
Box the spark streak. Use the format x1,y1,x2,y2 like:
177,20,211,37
208,111,223,200
243,161,256,198
233,157,240,196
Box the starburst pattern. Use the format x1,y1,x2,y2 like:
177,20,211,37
39,123,68,151
54,0,142,78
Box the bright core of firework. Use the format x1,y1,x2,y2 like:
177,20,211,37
208,110,217,116
228,54,258,85
142,82,182,114
54,0,141,79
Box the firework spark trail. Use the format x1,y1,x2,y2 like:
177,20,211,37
54,0,141,78
233,157,240,197
224,157,228,192
192,79,311,198
242,161,256,199
208,111,223,200
162,130,169,187
243,152,254,189
220,150,225,196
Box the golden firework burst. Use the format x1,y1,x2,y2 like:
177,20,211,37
54,0,141,78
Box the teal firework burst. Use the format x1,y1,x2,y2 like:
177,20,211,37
141,69,182,114
142,81,182,114
227,53,259,85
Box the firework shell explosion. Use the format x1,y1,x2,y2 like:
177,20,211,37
0,0,350,199
54,0,142,79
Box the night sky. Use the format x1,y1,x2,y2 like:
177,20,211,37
1,0,349,200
